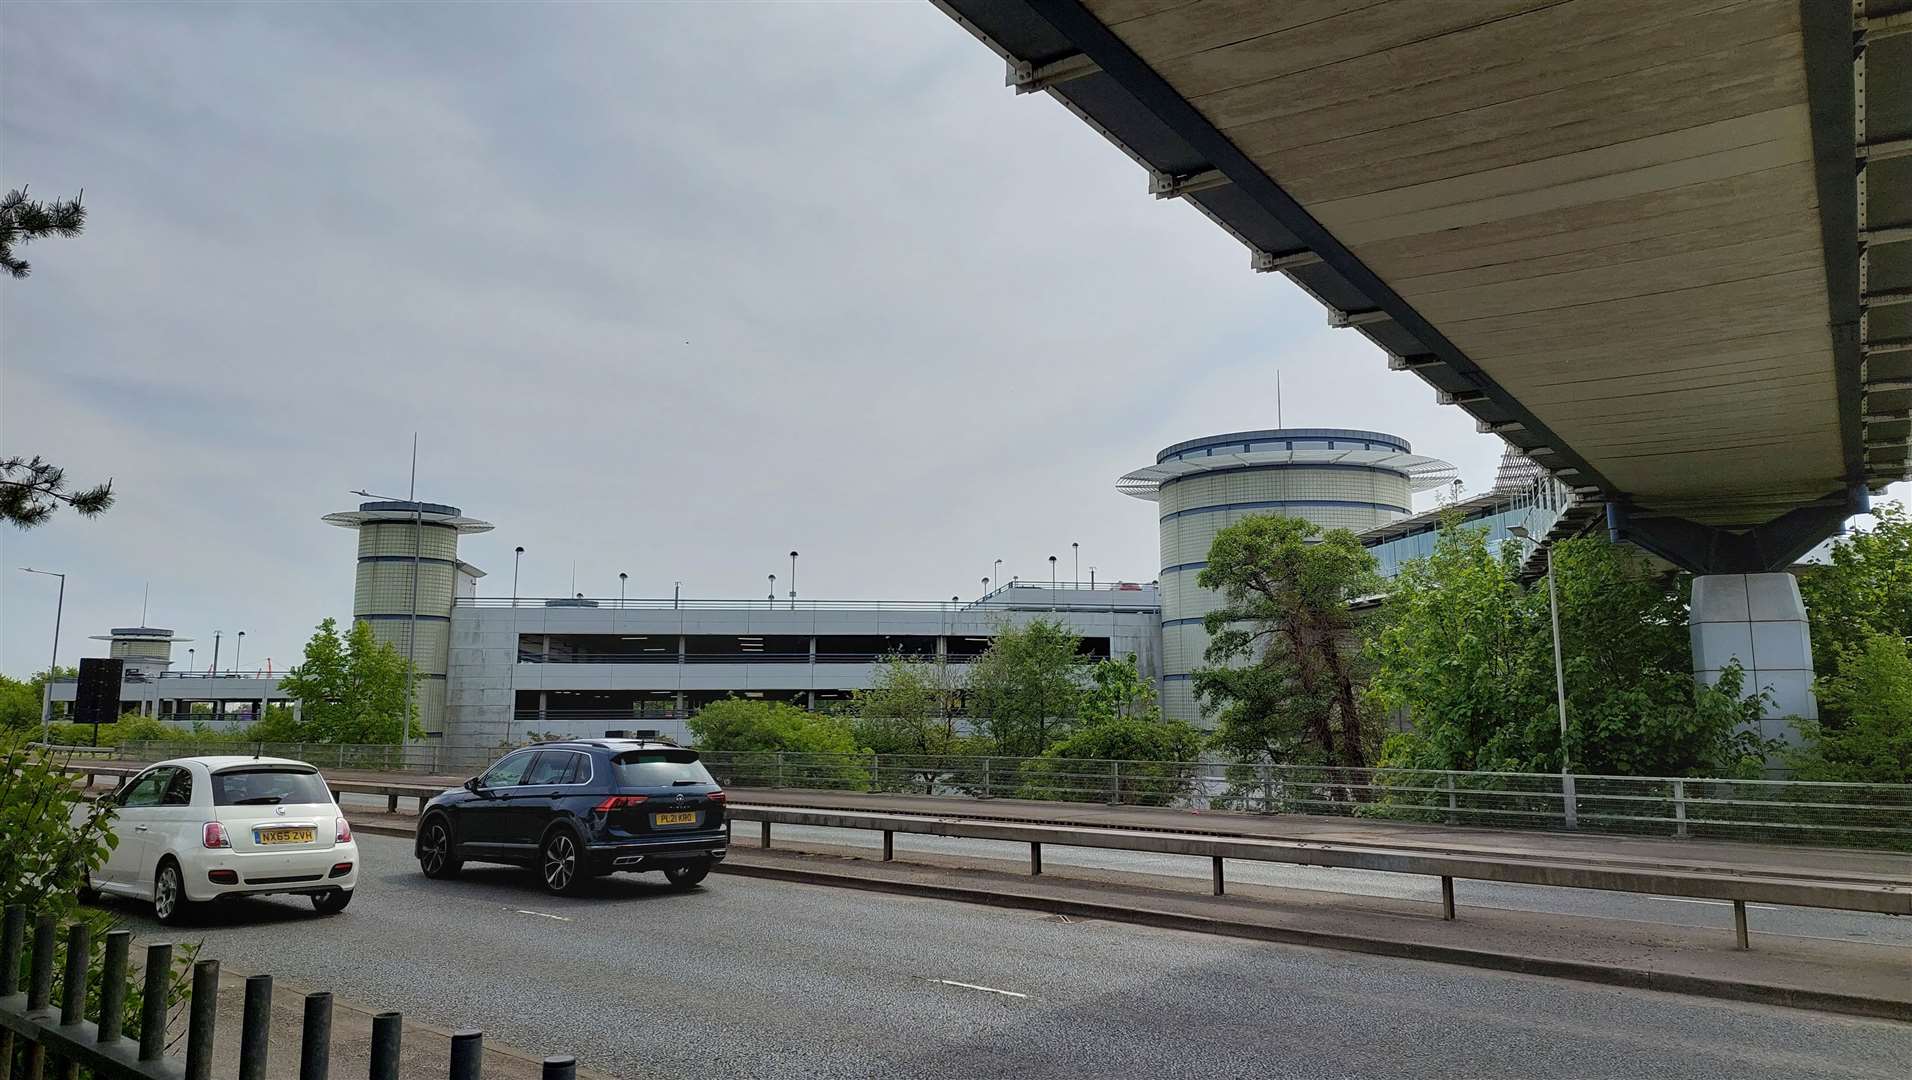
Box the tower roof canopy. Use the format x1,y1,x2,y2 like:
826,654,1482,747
323,500,494,534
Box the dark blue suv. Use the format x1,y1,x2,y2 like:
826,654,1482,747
415,740,728,895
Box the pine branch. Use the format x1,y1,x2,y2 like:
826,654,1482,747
0,186,87,279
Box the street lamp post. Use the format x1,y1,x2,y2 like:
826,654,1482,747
619,572,628,608
1072,542,1079,589
789,551,798,610
1048,555,1058,611
1509,526,1574,828
20,567,66,743
512,547,524,607
212,631,222,676
235,631,246,672
993,559,1002,593
768,573,776,607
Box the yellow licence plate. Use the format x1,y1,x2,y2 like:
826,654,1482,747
652,811,698,826
256,827,315,846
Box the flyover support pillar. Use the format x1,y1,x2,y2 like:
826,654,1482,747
1689,574,1817,745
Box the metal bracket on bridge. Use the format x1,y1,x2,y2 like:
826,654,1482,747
1606,487,1868,574
1005,53,1100,94
1148,167,1229,200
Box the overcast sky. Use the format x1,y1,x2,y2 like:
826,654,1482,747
4,2,1585,676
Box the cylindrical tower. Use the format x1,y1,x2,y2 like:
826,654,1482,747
321,501,492,735
89,627,189,681
1119,428,1456,724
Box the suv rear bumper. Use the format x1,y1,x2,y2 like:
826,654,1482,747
585,830,727,872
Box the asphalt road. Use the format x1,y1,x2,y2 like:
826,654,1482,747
333,793,1912,948
94,834,1909,1080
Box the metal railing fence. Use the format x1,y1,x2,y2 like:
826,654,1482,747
87,743,1912,848
0,906,579,1080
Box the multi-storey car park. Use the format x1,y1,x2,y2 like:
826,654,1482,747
46,431,1595,745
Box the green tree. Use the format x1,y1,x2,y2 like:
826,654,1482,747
688,698,867,790
850,653,963,755
1194,516,1382,771
2,455,115,528
1019,716,1205,806
1790,634,1912,783
1079,653,1158,726
966,618,1086,757
0,666,76,729
851,654,971,793
276,618,414,743
1,186,85,278
1798,501,1912,679
0,737,115,918
1372,523,1772,776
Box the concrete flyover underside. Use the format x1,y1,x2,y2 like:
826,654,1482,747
932,0,1912,573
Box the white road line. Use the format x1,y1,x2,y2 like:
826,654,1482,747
1649,897,1777,911
515,909,572,921
935,979,1028,999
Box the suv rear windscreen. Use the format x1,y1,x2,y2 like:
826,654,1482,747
212,767,334,806
612,750,715,788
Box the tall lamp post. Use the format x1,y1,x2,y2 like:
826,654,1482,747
789,551,798,610
992,559,1002,593
619,572,628,608
20,567,66,743
512,547,524,607
768,573,776,607
235,631,246,672
211,631,223,676
1048,555,1058,612
1509,525,1574,828
1072,542,1079,589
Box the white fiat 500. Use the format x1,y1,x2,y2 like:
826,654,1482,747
80,756,359,923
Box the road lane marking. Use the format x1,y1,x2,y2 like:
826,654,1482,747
515,909,572,921
935,979,1027,999
1649,897,1777,911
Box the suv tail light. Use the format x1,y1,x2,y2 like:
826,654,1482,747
202,821,230,849
335,816,352,843
594,795,648,813
706,790,727,803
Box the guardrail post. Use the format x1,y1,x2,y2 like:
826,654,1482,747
97,930,130,1044
1673,779,1688,838
186,958,220,1080
2,906,25,996
28,915,55,1011
1733,900,1750,950
240,974,273,1080
1029,842,1042,876
1211,856,1224,896
0,912,19,1077
60,923,88,1025
541,1057,577,1080
24,916,54,1080
449,1030,484,1080
1562,773,1578,829
882,830,894,861
300,991,332,1080
370,1012,403,1080
760,821,771,849
139,943,172,1061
